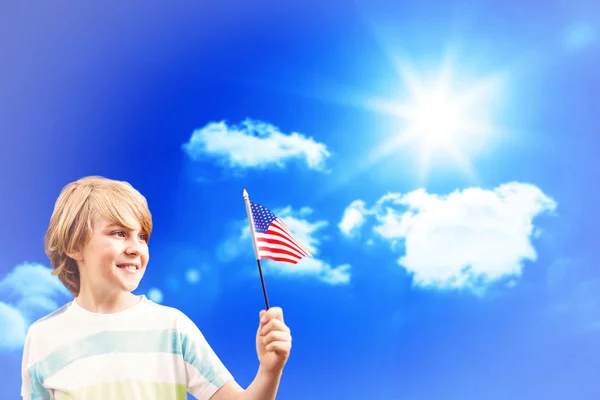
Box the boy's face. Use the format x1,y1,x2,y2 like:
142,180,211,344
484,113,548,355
73,208,149,296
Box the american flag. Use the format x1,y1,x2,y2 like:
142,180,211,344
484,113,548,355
250,201,312,264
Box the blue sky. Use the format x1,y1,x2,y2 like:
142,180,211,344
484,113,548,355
1,1,599,399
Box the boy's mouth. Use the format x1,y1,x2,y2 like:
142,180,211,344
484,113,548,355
117,263,140,272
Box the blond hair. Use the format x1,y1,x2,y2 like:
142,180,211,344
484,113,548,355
44,176,153,296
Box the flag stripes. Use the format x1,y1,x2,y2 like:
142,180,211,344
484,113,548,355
248,199,312,264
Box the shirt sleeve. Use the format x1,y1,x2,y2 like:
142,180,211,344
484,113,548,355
177,311,235,400
21,328,52,400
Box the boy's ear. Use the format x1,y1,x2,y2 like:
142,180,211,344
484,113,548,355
66,248,83,261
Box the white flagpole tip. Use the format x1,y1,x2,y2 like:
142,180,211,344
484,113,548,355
243,188,249,199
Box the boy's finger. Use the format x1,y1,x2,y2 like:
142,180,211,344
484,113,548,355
262,330,291,346
260,318,289,336
262,306,284,323
265,340,292,354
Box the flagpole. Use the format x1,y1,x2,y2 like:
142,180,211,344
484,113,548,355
243,189,270,310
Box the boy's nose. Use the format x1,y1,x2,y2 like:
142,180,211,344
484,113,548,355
125,246,139,255
125,239,143,255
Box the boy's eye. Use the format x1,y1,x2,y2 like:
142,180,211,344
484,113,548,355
111,229,147,242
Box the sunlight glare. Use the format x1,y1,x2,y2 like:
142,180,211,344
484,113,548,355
407,86,463,147
366,56,505,181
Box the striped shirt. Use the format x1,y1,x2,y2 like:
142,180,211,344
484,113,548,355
21,295,234,399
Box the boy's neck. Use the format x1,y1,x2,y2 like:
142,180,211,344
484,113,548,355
74,290,142,314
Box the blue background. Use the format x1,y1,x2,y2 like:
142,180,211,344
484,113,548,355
1,1,599,399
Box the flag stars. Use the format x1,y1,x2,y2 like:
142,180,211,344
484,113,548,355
251,201,278,233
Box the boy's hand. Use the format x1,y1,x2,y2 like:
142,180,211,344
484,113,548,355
256,307,292,376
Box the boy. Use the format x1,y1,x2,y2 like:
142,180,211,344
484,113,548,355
21,176,292,399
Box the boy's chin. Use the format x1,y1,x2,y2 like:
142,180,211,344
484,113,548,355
122,282,141,292
116,279,142,293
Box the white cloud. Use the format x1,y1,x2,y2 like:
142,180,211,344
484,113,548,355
147,288,164,304
0,262,70,352
220,206,351,285
182,119,330,171
0,302,28,351
340,182,556,292
338,200,370,237
0,262,70,300
264,258,350,286
16,296,61,321
324,264,351,285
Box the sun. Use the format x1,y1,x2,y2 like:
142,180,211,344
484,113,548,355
404,84,466,147
366,56,505,181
